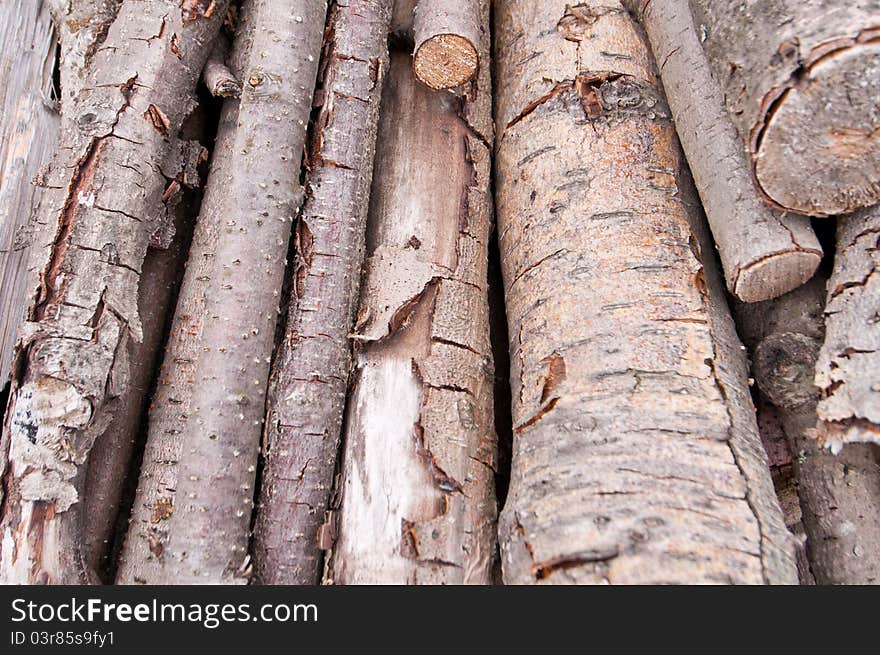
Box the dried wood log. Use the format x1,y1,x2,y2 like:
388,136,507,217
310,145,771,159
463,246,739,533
625,0,821,302
815,207,880,451
735,279,880,584
0,1,61,385
202,37,241,98
251,0,393,585
323,0,497,584
117,0,327,585
690,0,880,216
0,0,229,585
413,0,480,89
494,0,796,584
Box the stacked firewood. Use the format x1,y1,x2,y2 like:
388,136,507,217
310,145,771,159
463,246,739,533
0,0,877,585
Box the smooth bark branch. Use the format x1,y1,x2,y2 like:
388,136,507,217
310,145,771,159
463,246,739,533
626,0,821,302
251,0,392,585
0,1,60,385
413,0,480,89
815,207,880,451
735,279,880,584
118,0,328,585
494,0,796,584
324,0,496,584
202,37,241,98
690,0,880,216
0,0,228,585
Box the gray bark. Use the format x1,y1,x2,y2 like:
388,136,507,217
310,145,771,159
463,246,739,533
494,0,796,584
202,37,241,98
251,0,392,585
690,0,880,216
626,0,821,302
413,0,481,89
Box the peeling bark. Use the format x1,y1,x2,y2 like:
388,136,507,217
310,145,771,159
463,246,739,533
413,0,481,89
117,0,327,585
815,207,880,451
324,0,497,584
494,0,796,584
0,0,228,585
625,0,821,302
690,0,880,216
0,1,61,386
735,278,880,584
251,0,392,585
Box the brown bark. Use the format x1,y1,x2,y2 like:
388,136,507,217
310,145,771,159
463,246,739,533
117,0,327,585
202,37,241,98
0,1,61,386
323,0,497,584
0,0,228,585
735,279,880,584
251,0,392,585
690,0,880,216
494,0,796,584
413,0,481,89
625,0,821,302
815,207,880,451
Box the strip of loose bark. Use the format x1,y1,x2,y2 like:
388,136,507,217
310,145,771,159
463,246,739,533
735,278,880,583
323,1,497,584
0,2,61,386
0,0,228,585
202,36,241,98
625,0,821,302
814,206,880,451
413,0,481,89
250,0,392,585
690,0,880,216
494,0,796,584
117,0,327,585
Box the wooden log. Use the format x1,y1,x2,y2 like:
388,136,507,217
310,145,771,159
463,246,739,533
690,0,880,216
413,0,481,89
494,0,796,584
202,37,241,98
815,207,880,451
251,0,393,585
116,0,327,585
625,0,821,302
735,279,880,584
0,1,61,386
323,0,497,584
0,0,229,585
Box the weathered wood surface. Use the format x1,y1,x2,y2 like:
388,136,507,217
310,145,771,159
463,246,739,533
413,0,481,89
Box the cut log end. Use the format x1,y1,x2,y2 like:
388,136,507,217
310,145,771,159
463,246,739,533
413,33,478,89
733,249,822,303
755,41,880,216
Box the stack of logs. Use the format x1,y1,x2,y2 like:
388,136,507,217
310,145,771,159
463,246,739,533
0,0,877,585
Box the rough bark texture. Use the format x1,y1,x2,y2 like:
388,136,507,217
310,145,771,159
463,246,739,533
251,0,392,585
690,0,880,216
735,279,880,584
494,0,796,584
323,0,497,584
815,207,880,451
202,37,241,98
413,0,480,89
626,0,821,302
0,1,61,386
117,0,327,585
0,0,228,585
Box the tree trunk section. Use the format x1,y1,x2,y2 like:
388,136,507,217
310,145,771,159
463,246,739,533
413,0,480,89
735,278,880,584
0,0,228,585
117,0,327,585
323,1,497,584
494,0,796,584
626,0,821,302
815,206,880,451
690,0,880,216
251,0,392,585
202,37,241,98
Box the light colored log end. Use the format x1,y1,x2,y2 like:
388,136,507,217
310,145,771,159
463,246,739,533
733,249,822,303
413,33,478,89
755,40,880,216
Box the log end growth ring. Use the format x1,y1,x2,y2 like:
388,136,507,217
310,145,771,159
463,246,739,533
733,249,822,303
754,40,880,216
413,33,478,89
